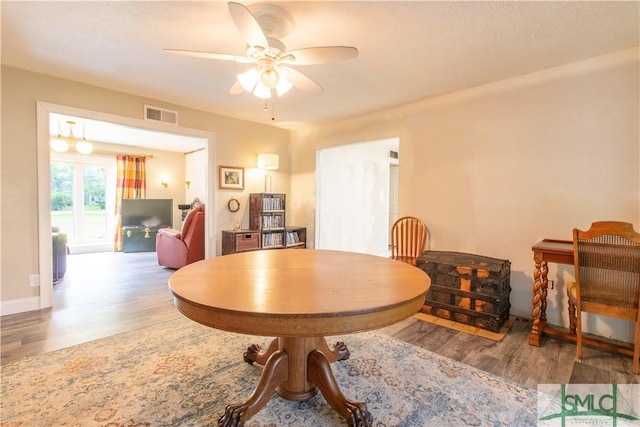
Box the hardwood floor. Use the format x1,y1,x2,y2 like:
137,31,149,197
2,251,638,386
1,251,180,365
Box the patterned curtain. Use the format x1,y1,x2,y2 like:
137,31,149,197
114,155,147,251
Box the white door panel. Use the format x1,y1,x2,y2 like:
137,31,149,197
316,142,390,257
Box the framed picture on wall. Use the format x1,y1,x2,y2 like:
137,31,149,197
218,165,244,190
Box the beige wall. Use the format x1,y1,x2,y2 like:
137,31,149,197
1,66,289,307
289,48,640,340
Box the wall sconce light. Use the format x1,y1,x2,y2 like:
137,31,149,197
185,180,191,189
161,177,169,188
257,153,279,192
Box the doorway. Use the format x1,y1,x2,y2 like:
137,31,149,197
315,138,399,257
36,102,216,310
50,154,116,253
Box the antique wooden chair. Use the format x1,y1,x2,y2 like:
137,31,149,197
390,216,428,266
566,221,640,374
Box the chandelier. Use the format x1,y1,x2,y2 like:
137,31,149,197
50,121,93,154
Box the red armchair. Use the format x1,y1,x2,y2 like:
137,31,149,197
156,204,205,269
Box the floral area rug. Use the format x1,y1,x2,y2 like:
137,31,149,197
1,316,537,426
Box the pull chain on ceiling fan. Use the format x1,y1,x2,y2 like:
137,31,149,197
164,2,358,99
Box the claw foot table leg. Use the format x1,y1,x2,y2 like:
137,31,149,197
243,338,278,365
218,350,289,427
318,338,351,362
307,349,373,427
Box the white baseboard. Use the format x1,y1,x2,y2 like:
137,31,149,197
0,297,42,316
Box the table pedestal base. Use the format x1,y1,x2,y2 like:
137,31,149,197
219,336,372,427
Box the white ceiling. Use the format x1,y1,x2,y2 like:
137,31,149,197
49,113,207,153
3,1,639,148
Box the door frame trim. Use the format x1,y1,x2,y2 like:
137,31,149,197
36,102,216,309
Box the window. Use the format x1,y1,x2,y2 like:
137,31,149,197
51,154,116,253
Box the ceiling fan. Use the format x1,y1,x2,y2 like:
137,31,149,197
164,2,358,99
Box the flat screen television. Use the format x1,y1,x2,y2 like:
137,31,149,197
122,198,173,227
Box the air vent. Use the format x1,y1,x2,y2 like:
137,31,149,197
144,105,178,125
390,150,399,159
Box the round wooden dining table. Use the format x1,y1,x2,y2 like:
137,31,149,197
169,248,430,427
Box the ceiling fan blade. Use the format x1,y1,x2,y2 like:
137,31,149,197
163,48,251,63
229,80,245,95
284,46,358,65
280,67,323,93
228,2,268,48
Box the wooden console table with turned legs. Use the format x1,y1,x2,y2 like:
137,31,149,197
169,249,430,427
529,239,574,346
529,239,635,357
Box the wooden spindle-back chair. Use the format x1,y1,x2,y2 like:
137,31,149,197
390,216,428,266
567,221,640,374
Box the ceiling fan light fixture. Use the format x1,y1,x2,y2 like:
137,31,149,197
167,2,358,103
276,76,293,97
253,81,272,99
238,68,259,92
239,65,292,98
260,67,280,89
